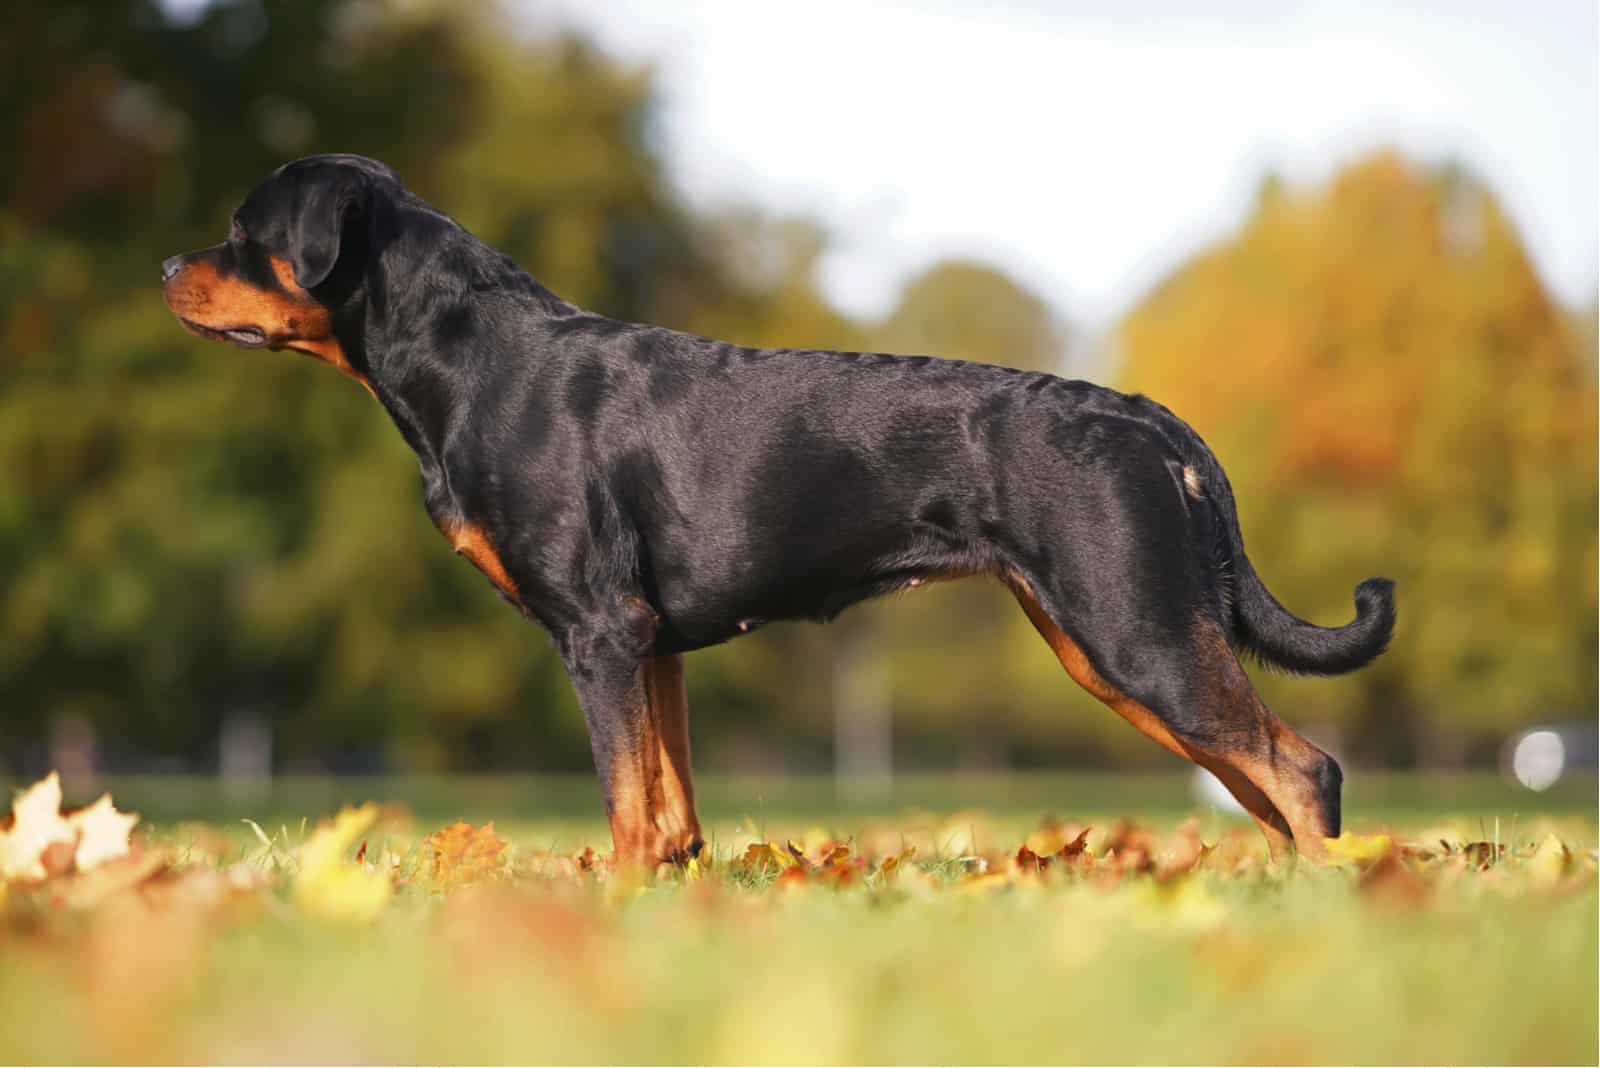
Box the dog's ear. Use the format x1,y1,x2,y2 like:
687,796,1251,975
286,168,368,290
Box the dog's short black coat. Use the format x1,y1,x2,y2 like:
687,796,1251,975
163,154,1396,867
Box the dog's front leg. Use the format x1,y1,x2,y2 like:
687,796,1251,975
560,607,702,873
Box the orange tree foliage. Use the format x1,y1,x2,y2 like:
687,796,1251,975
1119,152,1596,751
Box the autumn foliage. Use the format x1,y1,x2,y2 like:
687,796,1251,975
1,771,1594,1062
1121,154,1597,753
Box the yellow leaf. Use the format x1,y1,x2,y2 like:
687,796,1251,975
1132,877,1228,932
293,803,393,922
0,772,77,883
422,820,509,891
738,840,797,873
1322,832,1394,866
1528,832,1571,886
67,794,139,871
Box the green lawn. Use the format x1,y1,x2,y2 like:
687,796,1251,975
1,771,1595,1064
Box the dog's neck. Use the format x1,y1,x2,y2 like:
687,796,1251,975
327,201,577,521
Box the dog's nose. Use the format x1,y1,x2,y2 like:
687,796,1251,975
160,255,184,283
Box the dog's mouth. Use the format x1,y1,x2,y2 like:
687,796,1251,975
179,318,269,348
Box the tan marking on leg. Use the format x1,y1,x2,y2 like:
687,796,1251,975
1006,574,1299,860
1189,626,1337,860
598,655,702,874
600,680,661,873
644,653,702,861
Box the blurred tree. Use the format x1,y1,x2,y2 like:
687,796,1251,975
2,5,1588,775
876,260,1066,375
1119,151,1597,761
0,0,726,771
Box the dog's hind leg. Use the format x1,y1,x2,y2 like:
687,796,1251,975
1007,576,1338,862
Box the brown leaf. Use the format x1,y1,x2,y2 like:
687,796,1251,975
48,848,170,910
814,841,852,868
40,839,78,880
140,862,270,913
1155,820,1206,881
876,845,916,881
1014,844,1049,873
1358,854,1429,909
1055,827,1093,862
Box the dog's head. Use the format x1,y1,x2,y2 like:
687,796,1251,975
161,154,400,384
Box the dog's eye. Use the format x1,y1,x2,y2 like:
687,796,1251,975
230,218,247,243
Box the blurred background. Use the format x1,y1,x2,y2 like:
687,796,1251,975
1,1,1595,820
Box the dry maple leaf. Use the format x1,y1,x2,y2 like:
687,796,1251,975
423,820,509,891
0,772,78,883
1155,820,1206,881
48,849,170,911
813,841,852,868
1056,827,1093,861
1014,844,1050,873
68,794,141,871
738,840,798,874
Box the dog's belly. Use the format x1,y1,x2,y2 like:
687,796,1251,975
643,489,996,653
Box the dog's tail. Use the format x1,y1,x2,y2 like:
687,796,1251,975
1189,446,1396,676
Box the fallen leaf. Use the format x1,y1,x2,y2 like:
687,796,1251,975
1014,844,1049,874
738,841,799,874
814,841,852,868
1132,876,1227,932
49,848,170,911
293,803,393,922
1156,820,1206,881
1358,854,1429,909
1322,832,1395,866
423,820,509,891
876,845,916,881
1055,827,1093,862
67,794,140,871
1528,832,1571,886
0,772,78,883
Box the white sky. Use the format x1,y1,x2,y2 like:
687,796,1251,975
517,0,1597,329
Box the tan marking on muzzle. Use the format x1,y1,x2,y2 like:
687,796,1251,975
163,254,375,399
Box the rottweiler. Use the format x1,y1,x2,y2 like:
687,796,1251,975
162,154,1395,868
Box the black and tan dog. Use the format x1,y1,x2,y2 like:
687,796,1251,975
162,154,1395,868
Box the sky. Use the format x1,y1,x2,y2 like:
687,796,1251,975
518,1,1598,329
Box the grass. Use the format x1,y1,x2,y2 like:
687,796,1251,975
1,771,1595,1064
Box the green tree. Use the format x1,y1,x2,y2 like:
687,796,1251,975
0,1,724,770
